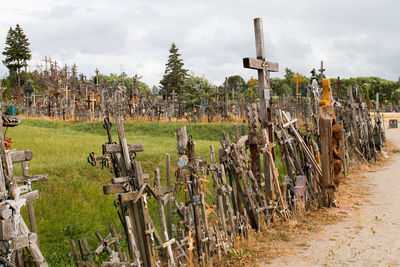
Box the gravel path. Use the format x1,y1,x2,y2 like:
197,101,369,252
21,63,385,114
262,128,400,267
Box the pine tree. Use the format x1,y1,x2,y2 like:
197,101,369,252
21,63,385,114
2,24,32,86
159,43,188,99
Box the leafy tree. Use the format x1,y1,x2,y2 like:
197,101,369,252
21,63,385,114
391,88,400,104
159,43,188,99
243,78,259,102
96,74,150,97
2,24,32,87
181,75,214,110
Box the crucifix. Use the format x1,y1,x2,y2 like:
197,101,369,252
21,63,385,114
243,17,279,202
335,76,343,100
290,72,305,103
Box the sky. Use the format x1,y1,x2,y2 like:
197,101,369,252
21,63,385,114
0,0,399,87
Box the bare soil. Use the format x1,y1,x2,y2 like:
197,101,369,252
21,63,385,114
260,127,400,267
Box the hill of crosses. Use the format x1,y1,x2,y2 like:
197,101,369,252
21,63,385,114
0,17,388,266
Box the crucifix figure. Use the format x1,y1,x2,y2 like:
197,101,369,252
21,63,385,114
243,17,279,202
290,72,305,103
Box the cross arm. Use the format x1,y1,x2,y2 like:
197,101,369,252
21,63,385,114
243,58,279,72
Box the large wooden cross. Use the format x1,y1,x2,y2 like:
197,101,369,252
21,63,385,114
290,72,305,103
243,17,279,201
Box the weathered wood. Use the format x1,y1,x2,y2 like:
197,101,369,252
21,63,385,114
103,143,144,154
154,168,176,267
21,161,38,234
15,174,48,184
10,150,33,163
242,58,279,72
115,117,154,267
165,153,172,238
18,216,48,267
124,216,141,266
320,115,333,207
176,126,188,155
243,17,278,203
103,184,126,194
108,222,124,262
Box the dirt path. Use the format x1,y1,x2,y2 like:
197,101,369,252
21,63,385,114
262,128,400,267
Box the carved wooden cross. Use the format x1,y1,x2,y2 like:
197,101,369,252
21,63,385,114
243,17,279,201
335,76,343,100
248,76,256,103
63,86,70,101
290,72,305,103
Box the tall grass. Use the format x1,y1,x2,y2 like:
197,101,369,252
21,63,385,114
9,119,244,265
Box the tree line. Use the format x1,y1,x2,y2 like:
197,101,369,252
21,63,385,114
2,24,400,109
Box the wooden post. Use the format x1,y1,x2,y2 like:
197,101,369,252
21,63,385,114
21,161,37,234
115,117,154,267
320,114,333,207
165,153,172,238
154,168,176,267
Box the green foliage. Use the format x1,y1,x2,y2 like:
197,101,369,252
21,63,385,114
96,73,150,97
181,74,214,110
391,88,400,103
159,43,188,98
2,24,31,86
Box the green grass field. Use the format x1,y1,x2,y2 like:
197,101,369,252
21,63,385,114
7,119,283,265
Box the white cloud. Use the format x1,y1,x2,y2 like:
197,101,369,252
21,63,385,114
0,0,399,86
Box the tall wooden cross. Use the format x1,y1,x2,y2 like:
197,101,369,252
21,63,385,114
243,17,279,202
290,72,305,103
335,76,343,100
133,74,143,105
95,68,100,85
42,56,49,73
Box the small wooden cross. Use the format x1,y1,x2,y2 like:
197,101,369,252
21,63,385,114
335,76,343,100
248,76,256,103
319,60,325,75
63,86,70,101
290,72,305,103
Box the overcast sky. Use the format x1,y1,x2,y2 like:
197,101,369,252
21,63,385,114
0,0,399,87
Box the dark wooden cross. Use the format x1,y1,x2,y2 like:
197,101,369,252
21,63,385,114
243,17,279,202
95,68,100,86
133,74,142,104
319,60,325,75
335,76,343,100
